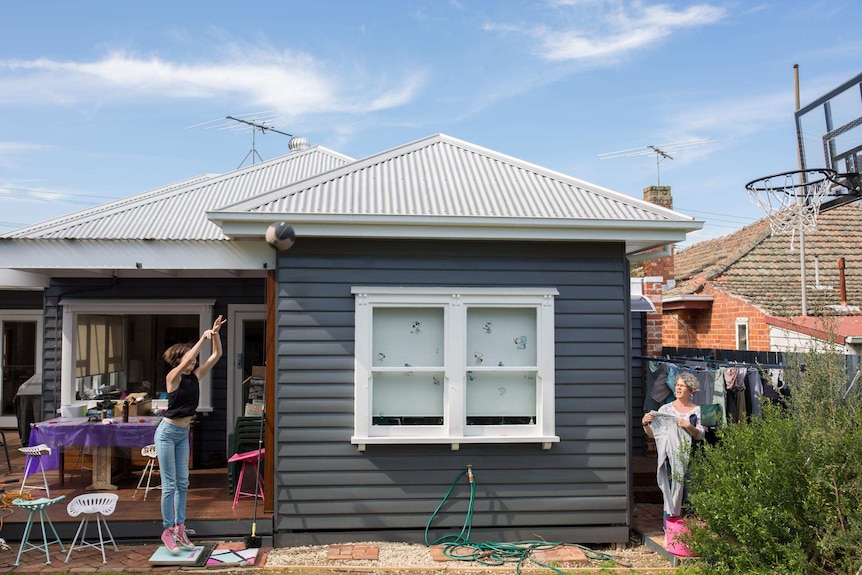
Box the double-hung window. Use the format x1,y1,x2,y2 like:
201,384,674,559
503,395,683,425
352,287,559,449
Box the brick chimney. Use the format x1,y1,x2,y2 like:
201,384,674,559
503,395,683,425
641,186,675,356
642,186,675,283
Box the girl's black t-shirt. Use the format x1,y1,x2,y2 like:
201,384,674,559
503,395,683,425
163,372,200,419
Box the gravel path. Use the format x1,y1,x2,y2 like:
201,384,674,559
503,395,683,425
264,540,676,572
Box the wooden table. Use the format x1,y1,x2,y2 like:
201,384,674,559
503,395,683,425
27,416,160,490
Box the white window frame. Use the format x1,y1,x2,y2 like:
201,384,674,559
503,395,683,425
736,317,749,351
351,286,560,450
60,299,216,411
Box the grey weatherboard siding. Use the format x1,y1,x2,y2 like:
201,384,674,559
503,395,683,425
271,238,632,546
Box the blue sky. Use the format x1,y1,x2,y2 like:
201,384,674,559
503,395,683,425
1,1,860,246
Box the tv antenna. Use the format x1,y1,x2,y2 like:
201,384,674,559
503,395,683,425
187,112,293,169
598,139,715,185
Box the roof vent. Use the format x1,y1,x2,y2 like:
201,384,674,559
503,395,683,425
289,136,309,152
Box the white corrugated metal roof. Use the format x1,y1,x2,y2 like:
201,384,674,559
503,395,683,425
210,133,701,254
3,146,354,240
216,134,692,222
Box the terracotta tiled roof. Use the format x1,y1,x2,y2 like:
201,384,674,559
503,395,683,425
668,203,862,317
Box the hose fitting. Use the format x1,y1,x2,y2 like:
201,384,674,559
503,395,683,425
467,465,474,483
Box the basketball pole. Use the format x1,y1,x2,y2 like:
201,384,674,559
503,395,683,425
794,64,808,316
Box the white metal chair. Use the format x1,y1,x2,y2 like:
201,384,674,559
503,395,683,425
134,443,160,500
18,444,52,497
64,493,119,564
13,495,66,566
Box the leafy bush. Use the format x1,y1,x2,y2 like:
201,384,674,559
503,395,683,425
680,349,862,575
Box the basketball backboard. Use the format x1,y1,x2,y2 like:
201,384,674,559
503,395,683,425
795,71,862,211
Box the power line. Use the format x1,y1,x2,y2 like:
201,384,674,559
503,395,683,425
0,186,112,205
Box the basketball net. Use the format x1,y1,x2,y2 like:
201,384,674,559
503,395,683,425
746,170,833,248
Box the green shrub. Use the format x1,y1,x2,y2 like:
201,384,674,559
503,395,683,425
679,349,862,575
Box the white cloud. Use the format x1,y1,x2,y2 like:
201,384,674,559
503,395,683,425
0,48,426,117
488,2,727,63
666,90,791,143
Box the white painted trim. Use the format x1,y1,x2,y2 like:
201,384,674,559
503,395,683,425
352,287,560,446
735,317,749,351
216,214,698,251
0,310,43,428
226,304,266,442
0,270,49,289
0,240,275,272
352,435,561,445
353,286,559,297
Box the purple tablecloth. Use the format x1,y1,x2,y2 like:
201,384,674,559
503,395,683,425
25,416,161,475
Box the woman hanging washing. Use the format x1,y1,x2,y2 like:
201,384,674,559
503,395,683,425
641,371,705,530
156,315,227,554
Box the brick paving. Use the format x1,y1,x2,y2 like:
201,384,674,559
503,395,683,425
326,544,379,561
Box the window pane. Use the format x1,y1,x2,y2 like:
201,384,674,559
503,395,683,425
372,371,444,425
737,324,748,351
467,308,536,367
372,308,443,367
466,370,536,424
76,315,123,377
2,321,37,417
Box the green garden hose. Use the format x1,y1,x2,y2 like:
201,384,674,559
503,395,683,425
424,466,632,574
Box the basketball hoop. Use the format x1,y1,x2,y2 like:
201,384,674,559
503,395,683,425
745,168,836,237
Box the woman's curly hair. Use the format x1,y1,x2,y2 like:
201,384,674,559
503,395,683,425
677,371,700,393
163,342,193,368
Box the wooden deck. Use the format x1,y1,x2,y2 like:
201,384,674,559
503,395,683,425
0,429,272,544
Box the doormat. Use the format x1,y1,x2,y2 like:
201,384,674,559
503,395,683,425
207,547,260,566
149,542,215,566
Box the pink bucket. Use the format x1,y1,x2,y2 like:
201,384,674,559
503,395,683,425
665,517,697,557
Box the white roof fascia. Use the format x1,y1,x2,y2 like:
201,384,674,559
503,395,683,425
0,269,50,289
210,213,701,253
0,239,275,272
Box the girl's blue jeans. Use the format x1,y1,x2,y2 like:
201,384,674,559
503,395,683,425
154,420,190,529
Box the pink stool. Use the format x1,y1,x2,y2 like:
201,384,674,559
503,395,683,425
227,448,265,508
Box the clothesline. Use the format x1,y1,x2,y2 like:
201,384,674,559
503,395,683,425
633,355,787,370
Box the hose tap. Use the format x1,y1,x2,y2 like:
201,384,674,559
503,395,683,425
467,465,474,483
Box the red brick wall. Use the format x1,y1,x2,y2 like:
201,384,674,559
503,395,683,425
662,286,771,351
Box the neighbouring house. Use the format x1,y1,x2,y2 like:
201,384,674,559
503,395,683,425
661,202,862,354
0,133,701,545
